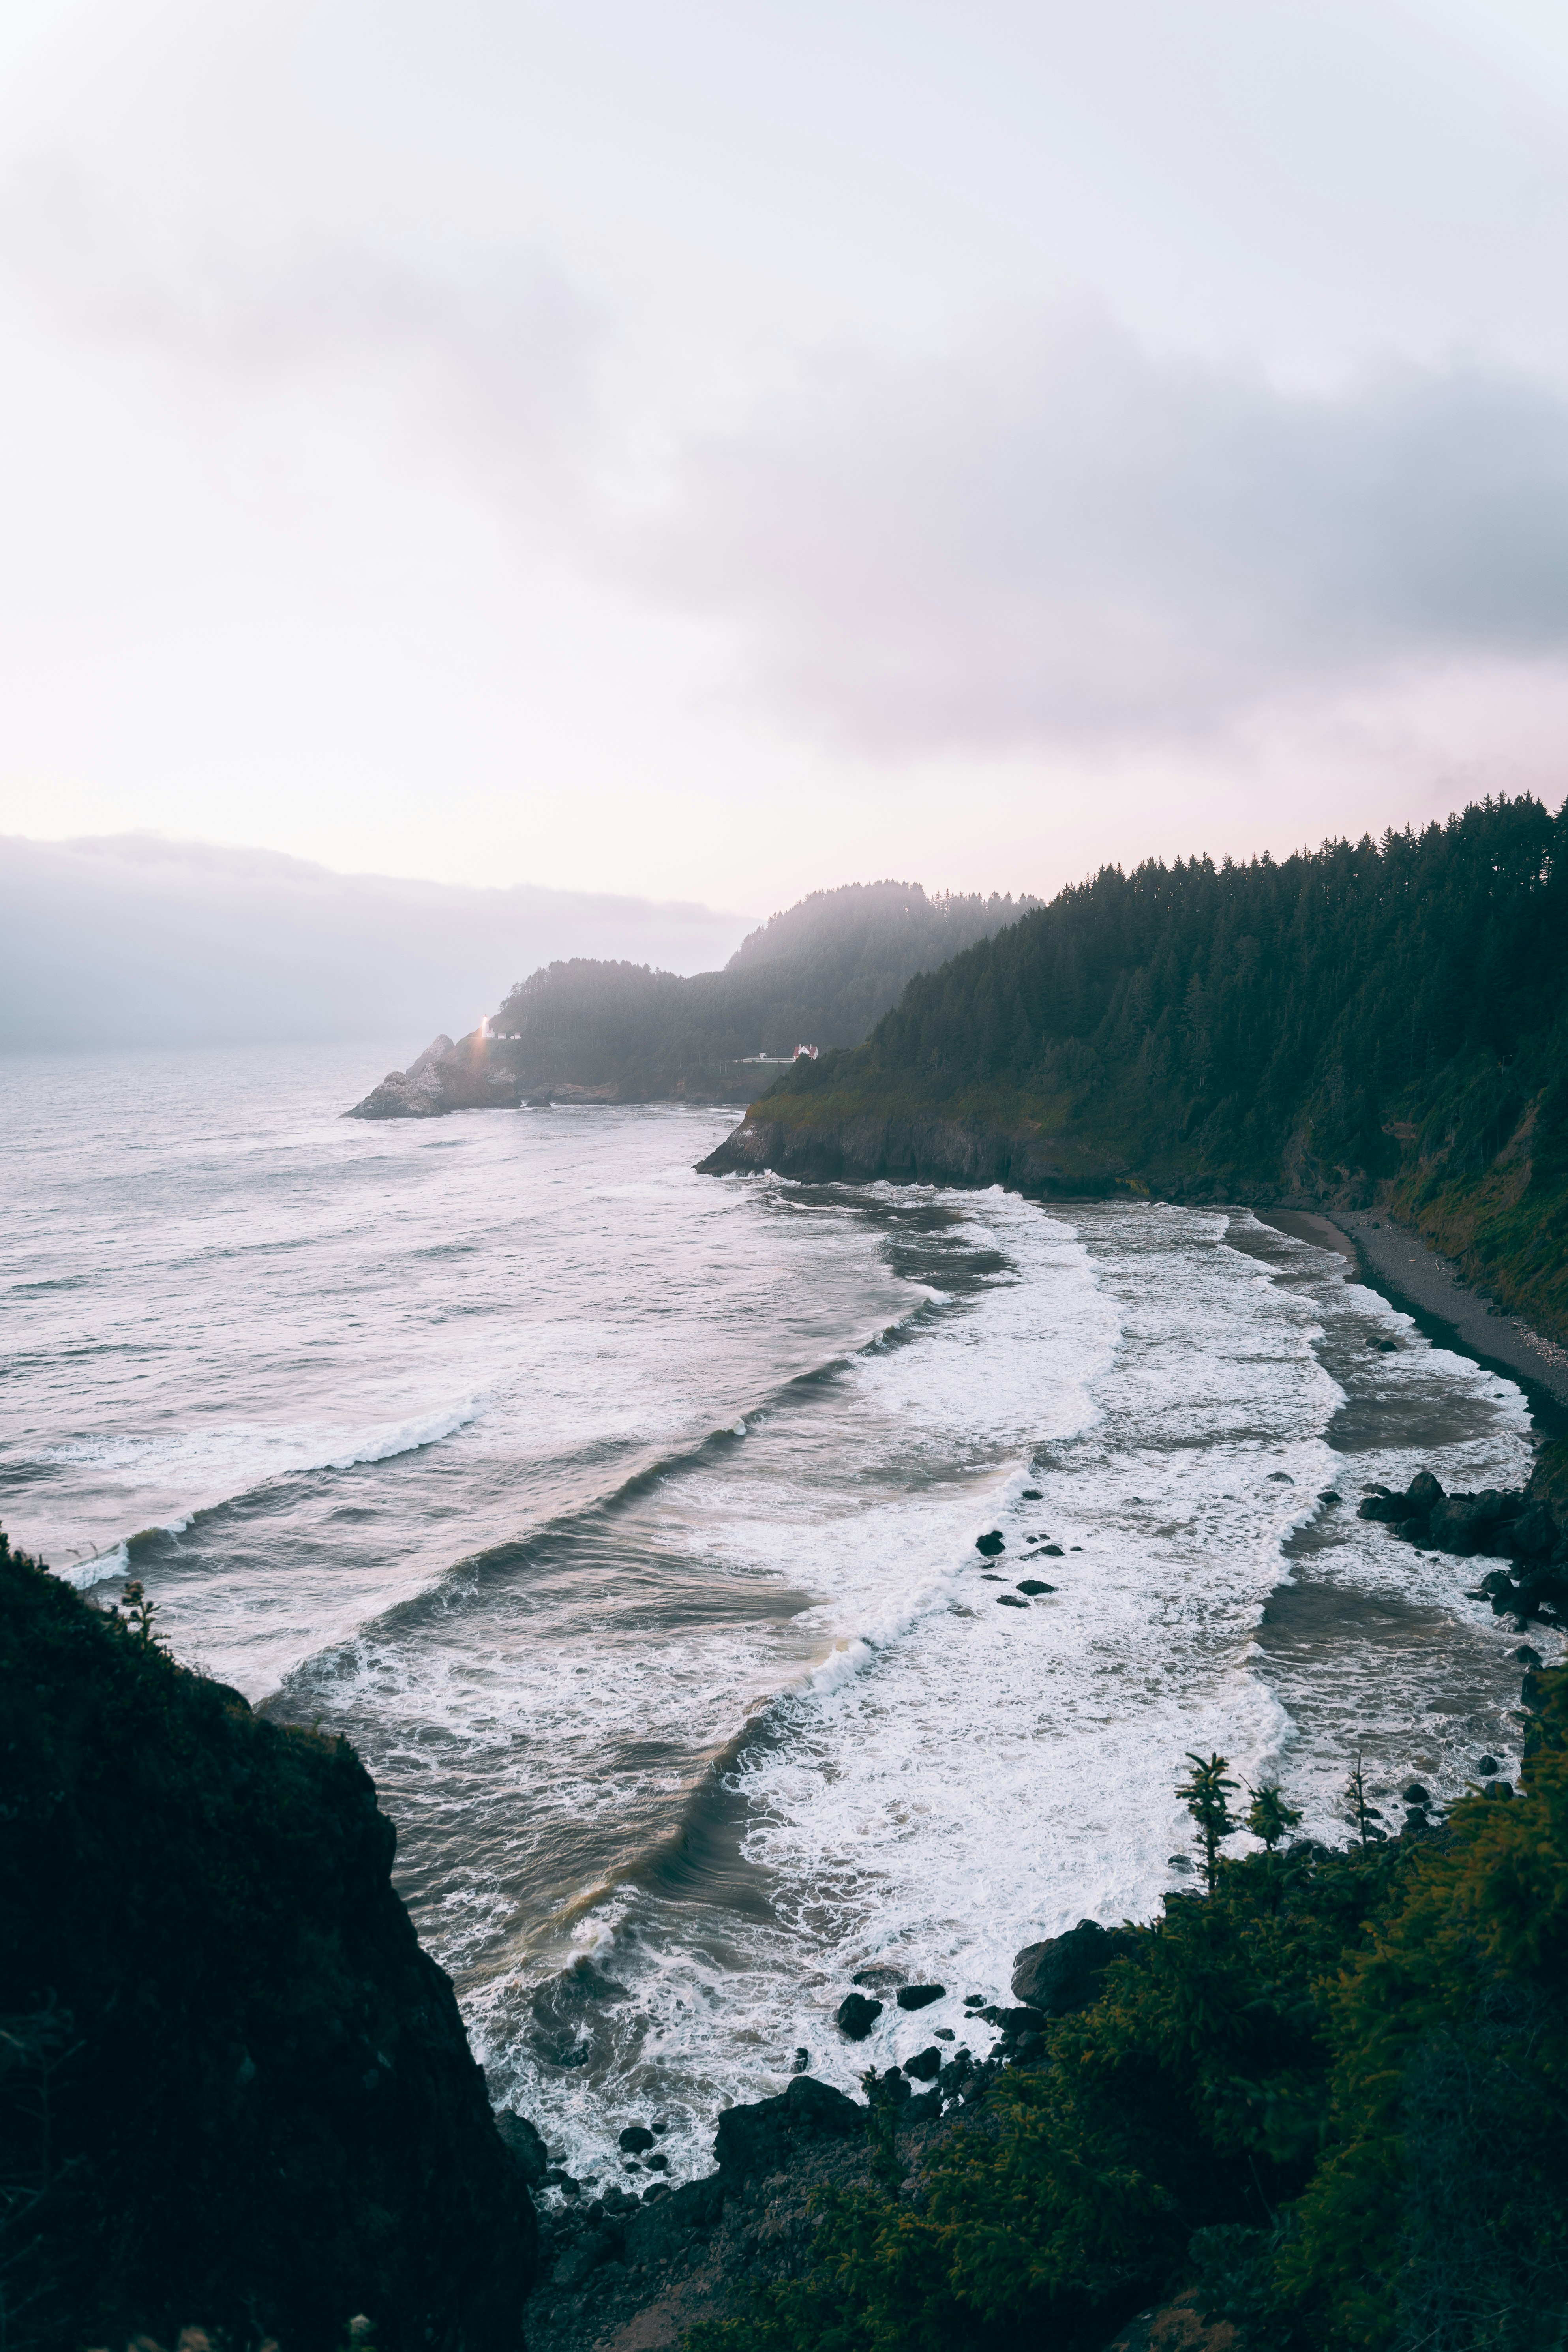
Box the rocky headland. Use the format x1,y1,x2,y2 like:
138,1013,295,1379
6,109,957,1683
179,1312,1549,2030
343,883,1035,1121
348,1033,524,1120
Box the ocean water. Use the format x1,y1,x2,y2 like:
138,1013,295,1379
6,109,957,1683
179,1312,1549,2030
1,1043,1544,2193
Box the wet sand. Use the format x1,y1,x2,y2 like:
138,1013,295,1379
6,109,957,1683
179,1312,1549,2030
1257,1206,1568,1423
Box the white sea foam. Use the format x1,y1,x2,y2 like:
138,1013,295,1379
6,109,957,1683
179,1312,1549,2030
4,1061,1547,2198
36,1392,491,1491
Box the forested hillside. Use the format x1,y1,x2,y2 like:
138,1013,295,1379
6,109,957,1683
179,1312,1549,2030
707,797,1568,1338
490,881,1032,1090
349,881,1032,1114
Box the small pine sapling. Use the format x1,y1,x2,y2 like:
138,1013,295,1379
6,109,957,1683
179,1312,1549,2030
1341,1750,1386,1845
1245,1782,1302,1851
1177,1751,1240,1890
108,1578,164,1650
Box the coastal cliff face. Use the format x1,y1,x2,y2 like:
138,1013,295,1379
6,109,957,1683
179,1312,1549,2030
698,1102,1129,1193
0,1531,536,2352
348,1033,522,1120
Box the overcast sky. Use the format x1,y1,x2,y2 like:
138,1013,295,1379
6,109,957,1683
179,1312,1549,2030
4,0,1568,912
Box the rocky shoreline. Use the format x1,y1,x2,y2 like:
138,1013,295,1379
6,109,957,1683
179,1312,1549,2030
1315,1207,1568,1416
511,1922,1119,2352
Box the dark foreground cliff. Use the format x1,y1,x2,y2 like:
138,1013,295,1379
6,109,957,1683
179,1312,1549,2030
701,795,1568,1346
0,1531,536,2352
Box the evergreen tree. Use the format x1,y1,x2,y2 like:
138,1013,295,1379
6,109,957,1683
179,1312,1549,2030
1178,1751,1241,1890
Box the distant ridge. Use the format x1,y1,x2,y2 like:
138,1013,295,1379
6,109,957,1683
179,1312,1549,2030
702,797,1568,1345
347,880,1035,1117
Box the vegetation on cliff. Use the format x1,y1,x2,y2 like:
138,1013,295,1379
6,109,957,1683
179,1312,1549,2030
489,882,1033,1094
687,1667,1568,2352
0,1531,535,2352
728,796,1568,1337
350,882,1035,1114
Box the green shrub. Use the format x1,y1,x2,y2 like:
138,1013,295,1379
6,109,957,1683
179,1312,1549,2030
689,1675,1568,2352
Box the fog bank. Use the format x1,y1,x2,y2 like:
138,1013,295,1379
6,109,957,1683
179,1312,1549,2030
0,835,755,1050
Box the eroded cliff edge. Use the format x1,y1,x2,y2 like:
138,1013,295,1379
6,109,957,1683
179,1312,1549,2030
0,1530,536,2352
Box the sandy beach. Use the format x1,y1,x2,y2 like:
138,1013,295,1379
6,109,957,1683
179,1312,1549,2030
1259,1205,1568,1422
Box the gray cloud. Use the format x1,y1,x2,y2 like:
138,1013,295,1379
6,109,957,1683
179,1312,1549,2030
0,835,753,1050
11,174,1568,759
631,308,1568,748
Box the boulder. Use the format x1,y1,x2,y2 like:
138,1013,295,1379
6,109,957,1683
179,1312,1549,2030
997,1593,1028,1608
1011,1917,1123,2014
976,1530,1006,1557
837,1992,883,2039
1405,1470,1446,1514
495,2108,548,2188
618,2125,656,2153
902,2047,942,2081
530,1956,630,2069
896,1984,946,2011
714,2075,865,2184
1510,1504,1558,1561
1017,1579,1055,1595
622,2174,724,2266
553,2233,613,2292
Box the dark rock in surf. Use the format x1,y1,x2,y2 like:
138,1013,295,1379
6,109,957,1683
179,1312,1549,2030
1040,1543,1065,1557
976,1530,1006,1556
896,1984,946,2011
1011,1917,1130,2015
530,1954,630,2069
714,2074,865,2183
837,1992,883,2039
496,2108,549,2188
852,1964,907,1991
1017,1579,1055,1595
1022,1488,1043,1500
902,2047,942,2081
869,2066,912,2108
992,2005,1051,2033
618,2125,656,2153
997,1593,1028,1607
